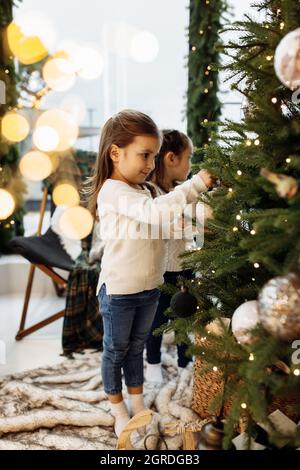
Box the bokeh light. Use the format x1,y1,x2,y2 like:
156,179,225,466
0,189,15,220
1,112,30,143
52,183,80,207
57,41,104,79
19,151,52,181
77,47,104,80
130,31,159,63
42,57,76,91
33,126,60,152
59,206,94,240
7,21,48,64
35,109,79,151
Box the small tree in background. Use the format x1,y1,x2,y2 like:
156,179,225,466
187,0,228,163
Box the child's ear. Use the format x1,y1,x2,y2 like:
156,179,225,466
110,144,119,162
165,151,176,165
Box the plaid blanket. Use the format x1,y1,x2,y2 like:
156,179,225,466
62,254,103,357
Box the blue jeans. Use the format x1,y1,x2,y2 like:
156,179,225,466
98,283,160,395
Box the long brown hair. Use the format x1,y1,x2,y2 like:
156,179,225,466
147,129,191,193
85,109,161,218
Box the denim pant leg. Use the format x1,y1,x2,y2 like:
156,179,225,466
99,284,135,395
123,288,160,388
173,270,193,367
146,270,193,367
146,287,171,364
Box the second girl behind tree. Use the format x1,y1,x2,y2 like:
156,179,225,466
146,129,197,382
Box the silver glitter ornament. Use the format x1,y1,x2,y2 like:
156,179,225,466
258,273,300,341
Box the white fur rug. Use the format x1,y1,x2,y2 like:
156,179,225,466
0,336,199,450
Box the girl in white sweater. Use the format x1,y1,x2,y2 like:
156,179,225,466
87,110,213,437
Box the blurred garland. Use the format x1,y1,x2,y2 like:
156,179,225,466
187,0,228,163
0,0,26,254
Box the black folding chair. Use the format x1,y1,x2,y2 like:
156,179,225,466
10,149,97,341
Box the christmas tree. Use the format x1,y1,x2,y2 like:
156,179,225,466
171,0,300,449
0,0,26,253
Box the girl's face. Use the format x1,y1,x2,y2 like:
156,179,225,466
166,144,193,183
110,135,161,186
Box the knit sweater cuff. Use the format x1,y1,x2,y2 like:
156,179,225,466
192,174,208,193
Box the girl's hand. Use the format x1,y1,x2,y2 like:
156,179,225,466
198,169,215,188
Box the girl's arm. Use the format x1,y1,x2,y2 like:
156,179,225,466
98,174,209,225
162,200,213,242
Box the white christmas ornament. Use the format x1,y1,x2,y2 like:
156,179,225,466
231,300,259,345
274,28,300,90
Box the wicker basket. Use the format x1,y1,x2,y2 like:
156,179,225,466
191,345,233,418
192,337,300,423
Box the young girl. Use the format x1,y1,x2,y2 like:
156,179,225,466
145,129,197,383
88,110,213,437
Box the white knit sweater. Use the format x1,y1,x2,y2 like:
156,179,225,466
149,182,197,273
96,174,207,295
